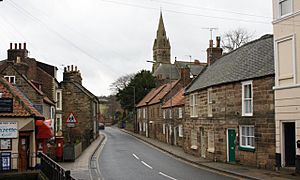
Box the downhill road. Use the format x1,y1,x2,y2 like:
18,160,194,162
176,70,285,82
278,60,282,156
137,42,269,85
98,127,236,180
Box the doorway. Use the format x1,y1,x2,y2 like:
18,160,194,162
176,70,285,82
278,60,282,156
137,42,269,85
283,122,295,167
18,135,30,171
227,129,236,163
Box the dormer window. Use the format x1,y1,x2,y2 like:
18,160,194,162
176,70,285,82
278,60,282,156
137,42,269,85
4,76,15,84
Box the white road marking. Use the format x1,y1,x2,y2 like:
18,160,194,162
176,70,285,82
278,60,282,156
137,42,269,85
159,172,178,180
141,161,153,169
132,153,140,160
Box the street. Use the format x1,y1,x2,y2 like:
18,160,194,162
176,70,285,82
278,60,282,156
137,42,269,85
98,127,236,180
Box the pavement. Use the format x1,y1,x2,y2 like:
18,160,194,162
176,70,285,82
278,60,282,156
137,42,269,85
59,133,105,180
121,129,299,180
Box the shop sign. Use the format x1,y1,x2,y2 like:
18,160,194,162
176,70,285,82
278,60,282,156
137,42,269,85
0,152,11,171
0,122,17,138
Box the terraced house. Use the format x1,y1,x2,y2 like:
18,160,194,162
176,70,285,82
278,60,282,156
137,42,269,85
184,35,276,169
272,0,300,173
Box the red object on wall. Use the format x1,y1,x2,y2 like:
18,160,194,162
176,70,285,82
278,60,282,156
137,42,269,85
37,120,53,139
55,137,64,161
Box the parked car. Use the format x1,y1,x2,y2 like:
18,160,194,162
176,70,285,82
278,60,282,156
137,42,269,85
99,123,105,130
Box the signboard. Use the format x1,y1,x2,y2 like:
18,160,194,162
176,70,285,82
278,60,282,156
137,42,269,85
66,113,78,128
0,139,12,150
66,113,78,123
0,122,17,138
0,98,13,113
0,152,11,171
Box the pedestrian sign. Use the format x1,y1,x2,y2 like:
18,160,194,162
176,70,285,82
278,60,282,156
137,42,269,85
66,113,78,124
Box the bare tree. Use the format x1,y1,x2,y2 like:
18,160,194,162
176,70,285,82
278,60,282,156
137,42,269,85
221,28,254,53
109,73,135,95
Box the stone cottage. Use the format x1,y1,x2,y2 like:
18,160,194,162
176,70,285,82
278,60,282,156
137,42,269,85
184,35,276,169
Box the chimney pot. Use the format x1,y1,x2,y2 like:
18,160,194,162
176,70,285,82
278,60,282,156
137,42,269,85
71,65,74,71
10,43,12,49
216,36,221,48
75,66,77,71
19,43,22,49
23,43,26,50
14,43,17,49
209,40,213,48
67,66,70,71
64,67,67,72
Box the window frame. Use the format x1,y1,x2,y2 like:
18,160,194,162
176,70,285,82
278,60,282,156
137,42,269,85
163,123,166,134
242,81,253,116
178,107,182,119
4,76,16,84
56,90,62,110
278,0,293,18
178,124,183,137
207,88,213,117
239,125,255,149
189,94,198,117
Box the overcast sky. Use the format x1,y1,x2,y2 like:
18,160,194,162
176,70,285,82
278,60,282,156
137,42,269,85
0,0,273,96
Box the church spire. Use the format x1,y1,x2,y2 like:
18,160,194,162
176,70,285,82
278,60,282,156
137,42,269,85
152,11,171,72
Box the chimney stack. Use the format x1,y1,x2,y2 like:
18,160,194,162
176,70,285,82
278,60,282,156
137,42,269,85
63,64,82,84
206,36,223,66
7,42,29,62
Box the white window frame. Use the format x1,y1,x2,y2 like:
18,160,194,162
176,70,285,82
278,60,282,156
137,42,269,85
178,124,183,137
207,88,213,117
169,109,172,119
4,76,15,84
189,93,198,117
163,109,166,119
178,107,182,119
139,122,142,132
56,90,62,110
55,114,62,133
163,123,166,134
242,81,253,116
143,122,146,132
239,125,255,149
143,108,146,119
278,0,293,18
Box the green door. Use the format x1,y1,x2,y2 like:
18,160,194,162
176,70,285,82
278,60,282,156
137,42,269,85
228,129,236,163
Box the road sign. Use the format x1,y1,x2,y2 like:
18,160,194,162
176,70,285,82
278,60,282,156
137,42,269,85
66,113,78,124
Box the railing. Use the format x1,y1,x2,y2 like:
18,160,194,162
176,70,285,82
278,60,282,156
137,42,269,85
39,152,75,180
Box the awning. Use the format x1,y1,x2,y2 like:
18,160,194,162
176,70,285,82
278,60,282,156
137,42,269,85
36,119,53,139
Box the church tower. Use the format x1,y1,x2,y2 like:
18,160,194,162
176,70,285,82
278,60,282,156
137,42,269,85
152,12,171,72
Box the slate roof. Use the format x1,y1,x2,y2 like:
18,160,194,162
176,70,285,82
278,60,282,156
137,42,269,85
186,34,274,94
0,77,44,118
153,64,180,80
162,88,185,108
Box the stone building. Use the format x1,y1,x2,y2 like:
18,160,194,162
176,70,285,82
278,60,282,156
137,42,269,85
161,88,185,147
61,65,99,151
184,35,276,169
0,77,45,171
272,0,300,173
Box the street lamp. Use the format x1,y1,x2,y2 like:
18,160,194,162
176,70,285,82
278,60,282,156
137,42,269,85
128,86,137,133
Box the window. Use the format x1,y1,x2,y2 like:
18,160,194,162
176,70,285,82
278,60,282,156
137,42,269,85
189,94,198,117
178,124,183,137
190,129,198,149
50,106,55,119
56,90,62,110
138,109,141,119
207,131,215,153
143,108,147,119
0,139,12,150
169,109,172,119
279,0,292,17
55,114,62,133
4,76,15,84
163,109,166,119
242,81,253,116
139,122,142,132
178,107,182,118
163,124,166,134
207,88,213,117
240,126,255,149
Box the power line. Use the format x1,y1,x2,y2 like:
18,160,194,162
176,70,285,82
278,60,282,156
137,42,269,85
150,0,272,19
6,0,119,77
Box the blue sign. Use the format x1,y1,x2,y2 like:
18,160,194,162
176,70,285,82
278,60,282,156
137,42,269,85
1,152,11,171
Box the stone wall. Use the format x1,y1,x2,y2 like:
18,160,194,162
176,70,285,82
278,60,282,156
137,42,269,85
183,76,276,169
